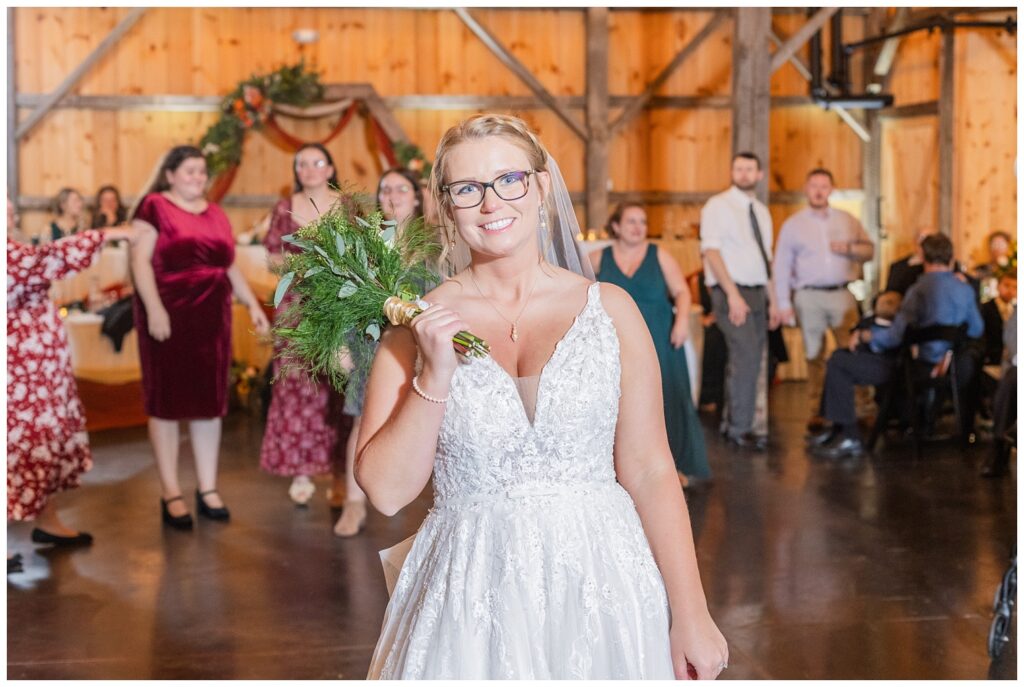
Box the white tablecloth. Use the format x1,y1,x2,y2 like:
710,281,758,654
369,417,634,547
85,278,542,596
50,245,130,306
64,311,142,384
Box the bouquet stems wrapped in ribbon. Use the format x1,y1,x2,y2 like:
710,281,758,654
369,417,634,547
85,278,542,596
273,204,489,392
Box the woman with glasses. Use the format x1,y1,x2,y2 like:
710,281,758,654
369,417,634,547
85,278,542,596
333,167,425,537
590,203,710,487
359,115,727,679
131,145,269,530
260,143,351,509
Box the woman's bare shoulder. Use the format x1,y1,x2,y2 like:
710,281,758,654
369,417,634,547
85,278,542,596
596,281,642,322
421,275,468,308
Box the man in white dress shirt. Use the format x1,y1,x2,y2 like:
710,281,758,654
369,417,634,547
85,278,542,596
700,152,780,450
773,168,874,431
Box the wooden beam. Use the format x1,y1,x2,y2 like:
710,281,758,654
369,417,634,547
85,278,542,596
18,92,853,114
609,10,727,135
453,8,587,140
937,28,955,238
861,9,886,295
872,7,910,86
363,92,410,144
769,8,839,74
18,193,282,211
15,7,146,141
321,83,377,101
732,8,772,204
18,189,865,213
879,100,939,119
17,93,222,111
768,28,870,142
585,8,610,232
8,8,18,203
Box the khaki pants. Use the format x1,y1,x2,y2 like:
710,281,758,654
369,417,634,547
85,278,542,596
793,288,860,409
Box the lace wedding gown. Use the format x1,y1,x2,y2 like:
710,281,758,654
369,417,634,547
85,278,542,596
367,283,675,679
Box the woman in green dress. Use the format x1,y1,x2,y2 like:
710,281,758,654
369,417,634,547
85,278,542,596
590,202,710,485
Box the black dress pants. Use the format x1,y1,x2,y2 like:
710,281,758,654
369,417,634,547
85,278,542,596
820,349,897,435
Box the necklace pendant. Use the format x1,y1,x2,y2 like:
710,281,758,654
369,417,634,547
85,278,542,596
510,323,519,343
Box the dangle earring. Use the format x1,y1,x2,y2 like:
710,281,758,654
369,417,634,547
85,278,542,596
538,203,549,234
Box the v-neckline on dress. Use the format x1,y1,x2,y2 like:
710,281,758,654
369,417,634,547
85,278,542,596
610,243,651,280
478,282,597,429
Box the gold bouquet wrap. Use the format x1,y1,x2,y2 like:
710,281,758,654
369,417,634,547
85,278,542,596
382,296,490,357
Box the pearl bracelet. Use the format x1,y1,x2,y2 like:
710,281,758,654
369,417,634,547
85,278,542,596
411,375,449,404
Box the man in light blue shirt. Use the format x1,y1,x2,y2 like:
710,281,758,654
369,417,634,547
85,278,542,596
812,234,983,458
773,168,874,429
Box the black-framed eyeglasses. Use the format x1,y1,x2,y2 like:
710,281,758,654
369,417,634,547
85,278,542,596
441,170,537,209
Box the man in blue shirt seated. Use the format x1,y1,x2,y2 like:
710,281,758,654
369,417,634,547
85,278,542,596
810,234,984,458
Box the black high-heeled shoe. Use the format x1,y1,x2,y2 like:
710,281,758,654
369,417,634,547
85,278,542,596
7,553,23,574
31,528,94,547
161,495,194,530
196,489,230,521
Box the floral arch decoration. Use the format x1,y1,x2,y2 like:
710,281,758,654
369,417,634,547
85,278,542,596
198,62,432,202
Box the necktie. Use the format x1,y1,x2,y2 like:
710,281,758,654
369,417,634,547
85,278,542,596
748,202,772,280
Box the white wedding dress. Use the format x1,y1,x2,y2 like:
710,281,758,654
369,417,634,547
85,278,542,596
367,283,675,679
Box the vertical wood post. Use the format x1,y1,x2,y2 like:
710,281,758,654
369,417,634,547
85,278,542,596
7,8,18,204
732,8,772,204
585,7,609,233
729,8,772,436
862,9,886,294
938,26,955,238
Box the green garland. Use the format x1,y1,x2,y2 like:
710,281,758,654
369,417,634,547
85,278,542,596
198,61,324,178
273,198,443,392
393,141,433,181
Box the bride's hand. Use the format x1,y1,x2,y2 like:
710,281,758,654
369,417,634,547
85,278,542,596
409,304,469,390
670,611,728,680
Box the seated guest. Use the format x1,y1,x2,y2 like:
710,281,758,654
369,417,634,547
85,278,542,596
981,272,1017,365
49,188,86,241
972,230,1012,284
886,226,976,296
90,185,128,229
811,234,984,458
849,291,902,353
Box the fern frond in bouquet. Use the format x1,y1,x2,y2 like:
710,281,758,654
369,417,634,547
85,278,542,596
273,204,489,392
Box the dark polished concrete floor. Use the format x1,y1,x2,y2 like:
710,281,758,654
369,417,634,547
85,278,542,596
7,382,1017,679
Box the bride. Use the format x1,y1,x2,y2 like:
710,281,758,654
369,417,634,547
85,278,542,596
357,114,727,679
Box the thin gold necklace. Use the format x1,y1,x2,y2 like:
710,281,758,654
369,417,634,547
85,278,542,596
468,264,541,343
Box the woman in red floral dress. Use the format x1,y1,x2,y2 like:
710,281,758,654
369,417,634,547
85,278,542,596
6,199,134,571
259,144,350,506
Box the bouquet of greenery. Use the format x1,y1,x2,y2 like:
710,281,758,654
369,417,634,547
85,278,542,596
273,203,490,392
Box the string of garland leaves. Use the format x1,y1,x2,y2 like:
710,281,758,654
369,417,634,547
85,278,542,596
199,62,324,178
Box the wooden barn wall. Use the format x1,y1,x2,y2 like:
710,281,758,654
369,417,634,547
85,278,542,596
880,16,1016,282
12,7,1016,282
954,14,1017,268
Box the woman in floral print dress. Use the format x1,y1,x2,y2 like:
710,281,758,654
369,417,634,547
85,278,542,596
6,199,133,569
259,144,350,506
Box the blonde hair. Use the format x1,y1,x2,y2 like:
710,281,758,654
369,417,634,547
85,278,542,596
430,114,552,270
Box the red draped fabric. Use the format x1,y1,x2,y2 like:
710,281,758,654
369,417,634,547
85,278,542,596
206,101,384,203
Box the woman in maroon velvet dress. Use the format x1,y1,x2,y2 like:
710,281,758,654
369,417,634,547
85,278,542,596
259,143,350,507
130,146,269,530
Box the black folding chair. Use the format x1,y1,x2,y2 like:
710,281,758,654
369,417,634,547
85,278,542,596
867,324,968,458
